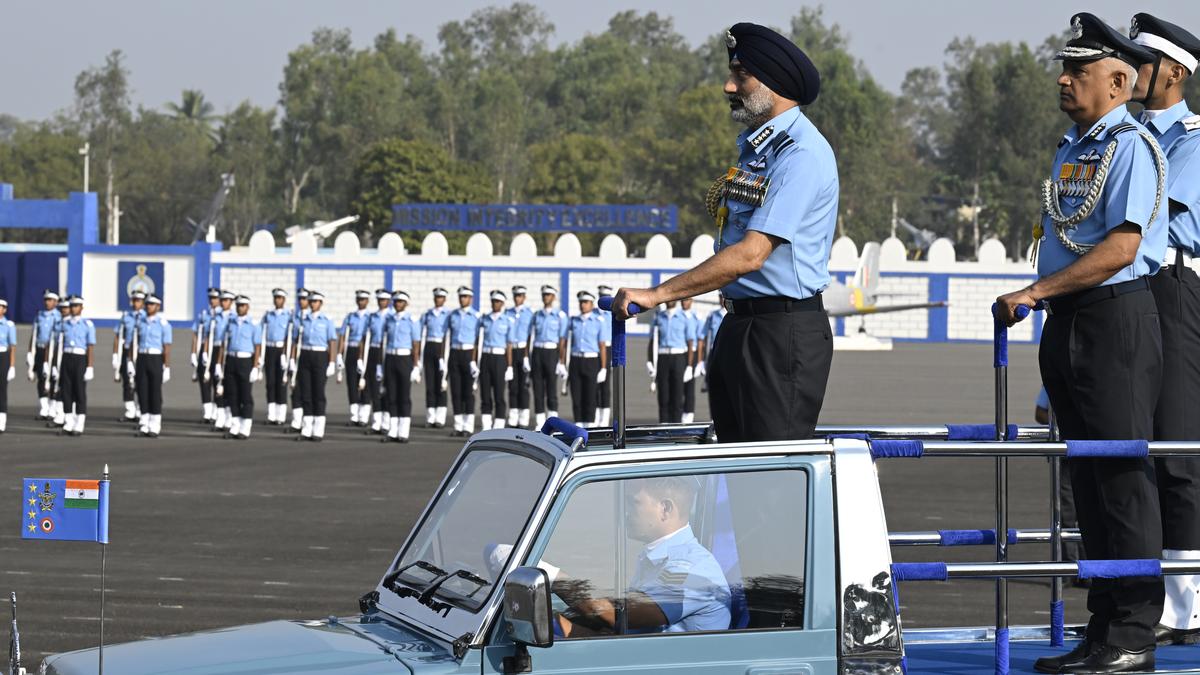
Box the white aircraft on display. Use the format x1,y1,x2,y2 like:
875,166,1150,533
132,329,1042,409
284,214,360,246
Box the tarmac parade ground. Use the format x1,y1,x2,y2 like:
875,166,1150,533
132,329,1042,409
0,331,1076,664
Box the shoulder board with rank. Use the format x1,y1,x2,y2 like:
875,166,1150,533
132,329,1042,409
1108,122,1137,136
1183,115,1200,132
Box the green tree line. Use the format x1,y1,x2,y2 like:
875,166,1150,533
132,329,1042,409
2,5,1196,257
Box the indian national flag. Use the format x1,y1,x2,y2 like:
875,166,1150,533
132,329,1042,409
65,479,100,509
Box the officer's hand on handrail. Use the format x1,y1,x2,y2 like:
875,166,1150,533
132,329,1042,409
994,289,1039,327
609,289,651,321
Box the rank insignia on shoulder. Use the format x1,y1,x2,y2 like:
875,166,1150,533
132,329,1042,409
748,126,774,150
658,569,690,585
1184,115,1200,132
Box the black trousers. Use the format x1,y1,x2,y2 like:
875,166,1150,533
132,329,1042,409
656,353,686,423
345,346,366,406
508,347,530,410
448,349,475,416
365,346,384,411
290,355,303,410
297,350,329,416
597,361,611,408
385,353,414,417
209,354,225,407
61,353,87,415
0,355,7,413
708,306,832,442
1040,285,1163,650
1150,261,1200,550
224,356,254,419
120,349,135,403
424,341,447,408
135,354,164,415
683,373,696,414
34,346,49,399
480,353,507,418
531,347,559,413
569,356,599,424
264,346,286,405
197,348,213,404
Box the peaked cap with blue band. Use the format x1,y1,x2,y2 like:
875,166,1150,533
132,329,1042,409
1055,12,1156,67
1130,13,1200,74
726,22,820,105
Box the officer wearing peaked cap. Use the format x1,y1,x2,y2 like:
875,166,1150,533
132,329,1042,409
192,287,221,422
288,288,311,432
568,291,606,427
381,290,421,443
995,13,1168,673
134,295,171,438
1128,12,1200,648
59,295,95,437
529,285,568,429
262,288,292,425
0,298,14,433
446,286,481,436
478,290,514,431
209,290,236,430
359,288,394,435
612,21,837,442
339,290,372,426
294,291,338,441
31,290,60,420
505,285,534,427
217,295,261,440
421,287,451,428
114,290,146,422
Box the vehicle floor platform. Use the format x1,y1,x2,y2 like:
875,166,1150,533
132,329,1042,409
905,639,1200,673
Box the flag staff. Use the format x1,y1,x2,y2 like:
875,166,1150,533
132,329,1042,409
98,464,109,675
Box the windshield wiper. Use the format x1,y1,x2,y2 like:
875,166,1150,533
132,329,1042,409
382,560,447,600
418,568,490,606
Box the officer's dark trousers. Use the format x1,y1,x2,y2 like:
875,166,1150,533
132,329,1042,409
0,357,8,414
448,349,475,416
120,350,135,403
197,348,213,404
509,347,530,410
33,346,48,402
365,346,384,412
656,353,686,423
568,356,599,424
531,347,559,413
298,351,328,416
61,353,87,414
209,356,225,407
385,354,414,417
683,371,696,414
1040,282,1164,650
345,346,366,407
290,356,303,410
135,354,164,415
480,353,507,418
424,341,447,408
224,356,254,420
264,346,285,405
1150,258,1200,551
708,301,832,442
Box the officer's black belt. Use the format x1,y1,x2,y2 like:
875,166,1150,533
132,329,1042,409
1044,276,1149,316
723,294,823,315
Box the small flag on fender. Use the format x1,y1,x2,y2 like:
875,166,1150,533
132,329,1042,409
21,477,110,543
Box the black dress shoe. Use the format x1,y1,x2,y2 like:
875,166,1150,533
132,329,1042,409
1035,640,1097,673
1061,644,1154,673
1155,623,1200,646
399,437,409,444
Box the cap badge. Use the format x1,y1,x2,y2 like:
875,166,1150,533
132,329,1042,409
725,30,736,49
1071,16,1083,40
1129,16,1139,39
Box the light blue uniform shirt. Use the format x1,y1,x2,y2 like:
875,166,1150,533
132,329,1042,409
62,317,96,350
702,309,725,353
0,318,15,349
211,308,233,344
366,308,392,346
421,307,450,342
532,308,569,344
570,312,604,354
719,106,839,301
1143,101,1200,257
449,308,481,348
290,308,310,340
1036,106,1168,284
223,315,261,354
119,308,145,346
683,309,701,346
137,315,173,351
263,308,292,344
505,304,534,346
300,312,338,349
631,524,731,633
341,310,369,346
595,307,612,346
383,311,419,350
480,312,513,350
654,309,690,350
193,304,219,335
35,309,59,346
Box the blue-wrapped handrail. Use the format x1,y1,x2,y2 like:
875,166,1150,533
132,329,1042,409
888,528,1082,547
865,439,1200,458
891,558,1200,580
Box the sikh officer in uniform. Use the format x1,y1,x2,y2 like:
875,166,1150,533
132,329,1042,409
114,290,146,422
294,291,338,442
134,295,171,438
381,290,421,443
698,294,726,393
338,290,372,427
594,285,614,427
446,286,481,437
996,14,1167,673
191,287,221,422
612,22,837,442
478,290,514,431
59,295,96,437
568,291,606,427
262,288,292,426
0,298,15,434
288,288,311,432
506,285,534,428
529,285,569,429
217,295,262,440
360,288,394,435
680,297,702,424
30,290,60,420
1127,13,1200,647
648,300,690,424
421,287,451,428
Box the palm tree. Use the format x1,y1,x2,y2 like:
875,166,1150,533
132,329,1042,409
166,89,215,126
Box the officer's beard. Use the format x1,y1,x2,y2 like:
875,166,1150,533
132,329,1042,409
729,82,776,128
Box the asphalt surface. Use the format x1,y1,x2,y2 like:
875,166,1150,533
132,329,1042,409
0,328,1082,665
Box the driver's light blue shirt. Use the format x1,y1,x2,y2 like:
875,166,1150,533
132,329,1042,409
1036,105,1168,284
719,106,839,301
632,524,731,633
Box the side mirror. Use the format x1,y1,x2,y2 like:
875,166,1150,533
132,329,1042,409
502,566,554,648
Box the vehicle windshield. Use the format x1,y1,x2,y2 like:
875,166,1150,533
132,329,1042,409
389,446,552,613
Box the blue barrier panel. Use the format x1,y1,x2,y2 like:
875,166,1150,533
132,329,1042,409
1065,440,1149,458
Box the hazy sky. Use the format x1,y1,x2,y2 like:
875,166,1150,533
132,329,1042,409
1,0,1197,121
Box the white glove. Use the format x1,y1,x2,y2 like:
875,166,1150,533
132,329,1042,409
376,364,384,382
190,352,199,368
505,366,514,382
469,361,480,379
356,360,366,375
522,356,531,372
683,366,694,383
250,367,261,383
596,367,607,384
555,362,568,379
411,367,422,383
646,361,656,378
6,366,14,382
25,352,34,368
214,364,224,379
201,351,210,366
289,358,297,373
336,353,345,370
43,362,51,378
696,361,706,377
126,362,136,380
438,357,446,373
84,366,94,382
280,353,288,369
51,366,59,379
325,361,336,377
163,367,171,383
111,353,120,370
